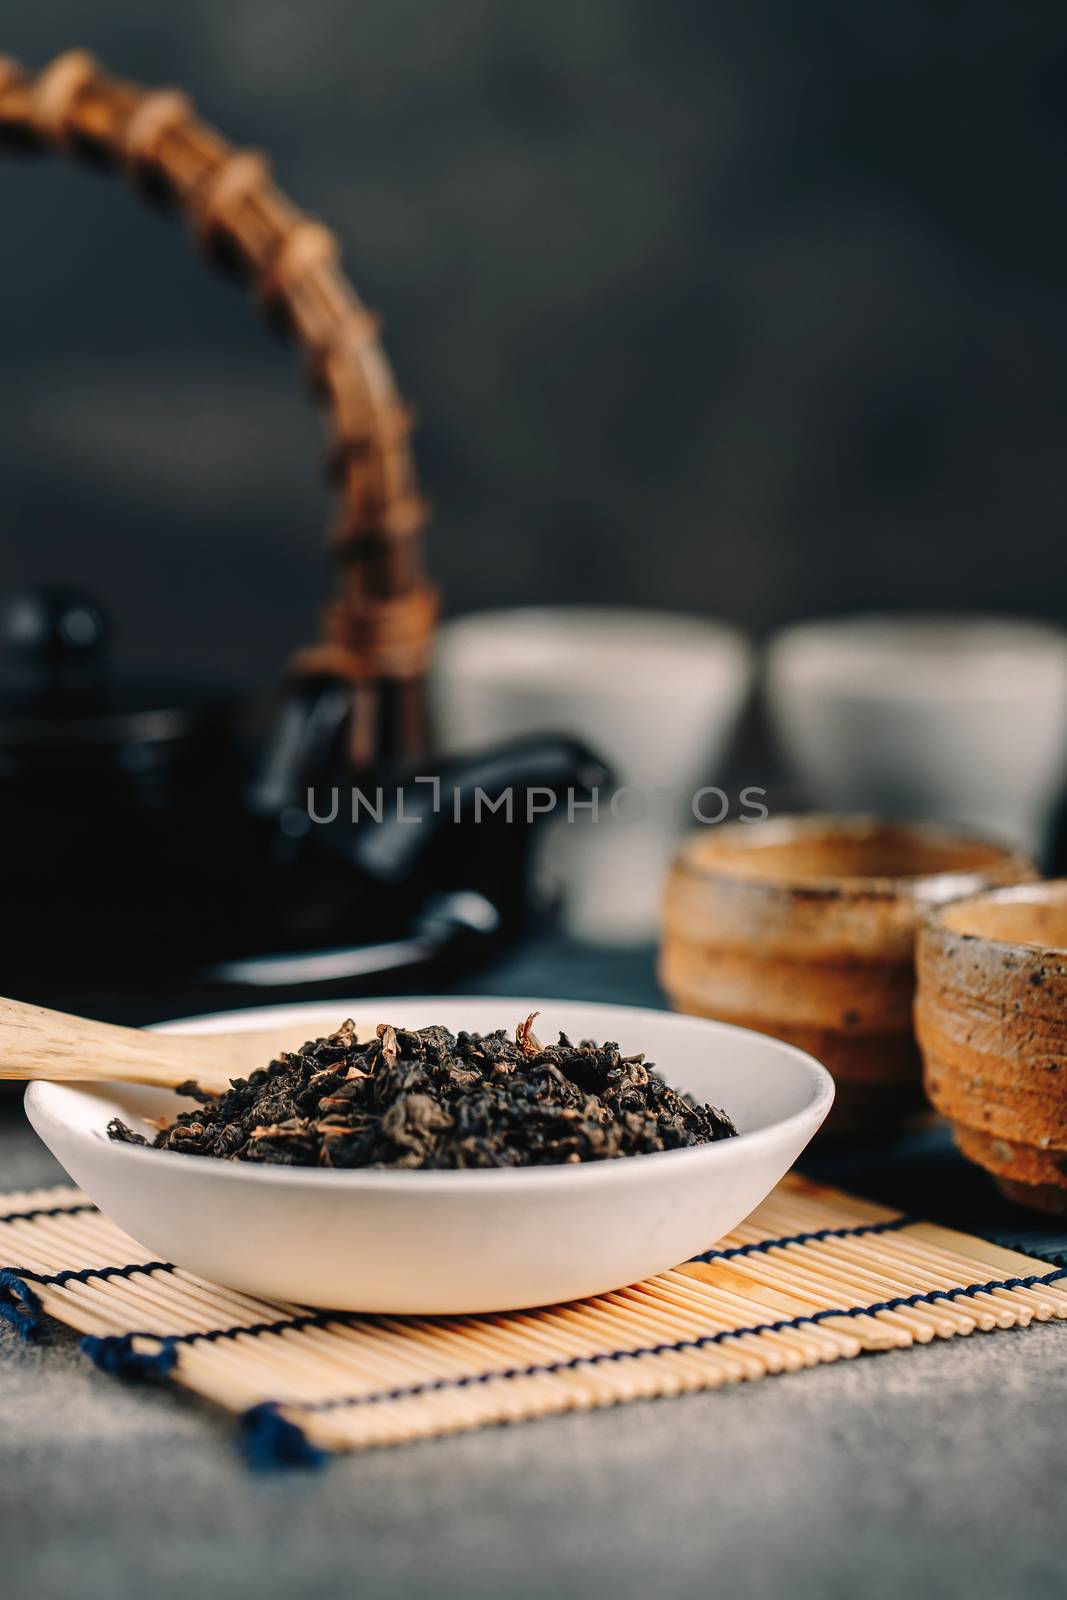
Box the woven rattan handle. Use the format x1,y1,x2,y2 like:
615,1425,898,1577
0,50,435,765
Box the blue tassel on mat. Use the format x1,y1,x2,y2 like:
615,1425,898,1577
0,1269,42,1338
238,1403,329,1470
81,1332,178,1378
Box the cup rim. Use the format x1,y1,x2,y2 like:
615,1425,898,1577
672,813,1032,900
767,612,1067,702
435,606,752,689
924,879,1067,956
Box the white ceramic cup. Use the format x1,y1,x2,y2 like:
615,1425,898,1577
432,608,753,943
766,614,1067,855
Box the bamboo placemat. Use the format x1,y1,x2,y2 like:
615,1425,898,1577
2,1176,1065,1466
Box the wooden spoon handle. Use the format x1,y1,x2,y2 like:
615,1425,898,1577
0,996,357,1094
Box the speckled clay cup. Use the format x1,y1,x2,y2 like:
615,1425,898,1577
917,882,1067,1211
660,816,1035,1135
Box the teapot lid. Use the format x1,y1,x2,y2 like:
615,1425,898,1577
0,585,234,777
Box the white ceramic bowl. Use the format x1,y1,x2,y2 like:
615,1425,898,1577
767,613,1067,854
433,609,753,943
25,997,833,1314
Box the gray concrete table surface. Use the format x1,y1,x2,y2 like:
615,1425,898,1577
3,942,1066,1600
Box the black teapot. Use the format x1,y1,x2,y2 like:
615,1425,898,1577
0,585,606,1020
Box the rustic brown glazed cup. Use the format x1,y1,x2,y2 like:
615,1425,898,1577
660,815,1035,1135
916,881,1067,1211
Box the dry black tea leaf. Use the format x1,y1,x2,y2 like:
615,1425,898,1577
108,1018,737,1171
515,1011,543,1060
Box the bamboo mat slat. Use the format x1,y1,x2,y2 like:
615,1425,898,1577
2,1175,1065,1466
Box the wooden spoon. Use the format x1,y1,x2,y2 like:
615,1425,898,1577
0,996,359,1096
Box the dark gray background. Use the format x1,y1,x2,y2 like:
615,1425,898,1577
2,2,1065,693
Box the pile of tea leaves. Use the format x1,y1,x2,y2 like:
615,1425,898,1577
109,1015,737,1170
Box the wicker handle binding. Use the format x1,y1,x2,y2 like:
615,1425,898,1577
0,49,436,765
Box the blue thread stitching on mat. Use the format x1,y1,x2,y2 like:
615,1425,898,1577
93,1262,1067,1409
691,1216,908,1264
11,1218,908,1309
75,1260,1060,1467
238,1403,329,1470
0,1268,43,1337
161,1309,346,1343
81,1333,179,1377
7,1210,1062,1413
0,1213,981,1362
254,1265,1067,1418
14,1261,173,1289
8,1263,339,1344
231,1260,1067,1466
0,1199,96,1226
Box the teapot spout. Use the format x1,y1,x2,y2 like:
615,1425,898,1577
331,734,613,901
205,734,612,994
